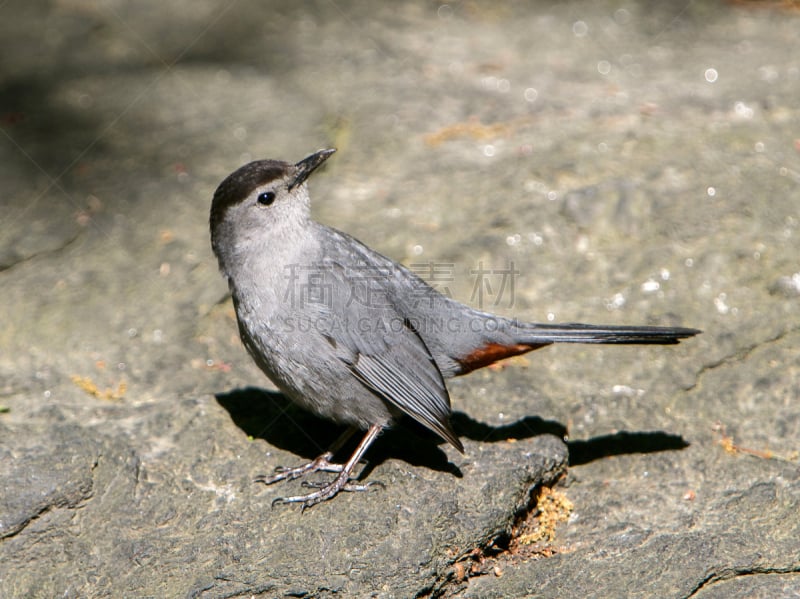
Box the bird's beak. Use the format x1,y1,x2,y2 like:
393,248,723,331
289,148,336,190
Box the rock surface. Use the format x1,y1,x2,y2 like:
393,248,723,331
1,1,799,597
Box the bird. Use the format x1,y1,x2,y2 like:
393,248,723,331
209,148,700,509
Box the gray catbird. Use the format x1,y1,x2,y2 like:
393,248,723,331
210,148,699,509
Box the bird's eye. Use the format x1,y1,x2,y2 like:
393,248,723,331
257,191,276,206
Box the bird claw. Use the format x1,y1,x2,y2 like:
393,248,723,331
259,425,385,510
257,452,378,509
253,452,342,485
271,478,384,510
300,479,384,492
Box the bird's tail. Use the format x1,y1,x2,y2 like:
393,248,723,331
511,322,701,345
450,317,700,374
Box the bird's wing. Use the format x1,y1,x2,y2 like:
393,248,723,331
314,254,463,452
346,320,462,452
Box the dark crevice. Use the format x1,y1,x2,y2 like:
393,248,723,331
0,473,95,540
420,477,569,599
0,454,97,540
684,326,797,393
0,502,56,540
0,229,84,273
687,565,800,597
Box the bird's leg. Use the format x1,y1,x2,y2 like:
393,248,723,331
271,424,384,510
254,425,360,485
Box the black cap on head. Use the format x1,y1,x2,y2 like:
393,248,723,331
209,148,336,234
210,159,290,233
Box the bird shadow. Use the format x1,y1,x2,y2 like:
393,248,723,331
567,431,689,466
215,387,689,480
215,387,462,478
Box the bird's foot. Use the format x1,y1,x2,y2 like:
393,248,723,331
257,424,386,510
271,472,384,510
253,451,343,485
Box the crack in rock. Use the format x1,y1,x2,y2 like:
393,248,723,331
688,564,800,598
684,326,797,393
